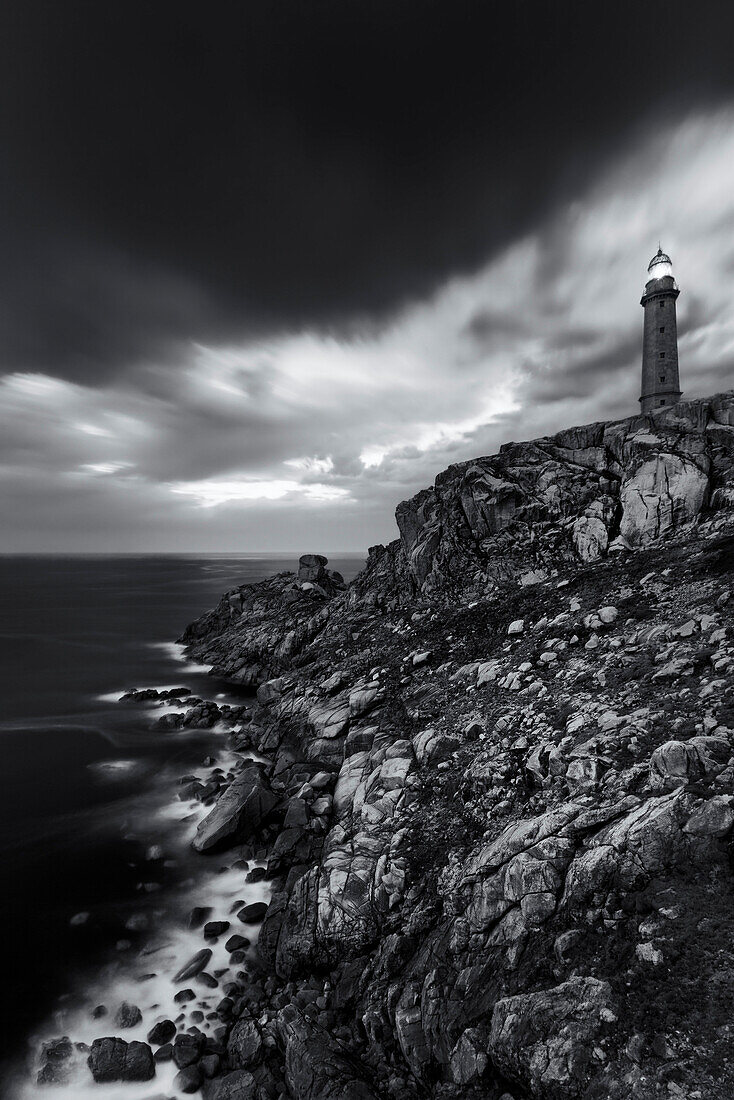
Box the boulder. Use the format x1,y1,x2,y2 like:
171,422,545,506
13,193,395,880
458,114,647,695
572,514,609,562
298,554,329,583
114,1001,142,1028
649,736,730,790
683,795,734,837
147,1018,176,1046
87,1037,155,1083
193,766,279,852
203,1069,258,1099
278,1005,379,1099
227,1014,263,1068
489,977,615,1098
238,901,268,924
172,1031,205,1068
619,453,709,547
175,1064,203,1092
204,920,230,938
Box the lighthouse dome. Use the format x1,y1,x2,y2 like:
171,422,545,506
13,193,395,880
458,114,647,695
647,247,673,280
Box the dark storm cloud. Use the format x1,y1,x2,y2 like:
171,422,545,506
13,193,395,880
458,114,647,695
4,4,734,551
3,0,734,380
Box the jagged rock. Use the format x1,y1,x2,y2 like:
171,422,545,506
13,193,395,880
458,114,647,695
256,677,286,705
278,1005,379,1099
181,564,338,683
349,683,384,719
561,792,701,907
449,1027,488,1085
203,1069,258,1099
170,395,734,1100
488,977,615,1098
683,795,734,837
193,766,279,852
619,453,709,547
227,1014,263,1068
649,736,730,790
36,1037,73,1084
389,394,734,595
87,1037,155,1082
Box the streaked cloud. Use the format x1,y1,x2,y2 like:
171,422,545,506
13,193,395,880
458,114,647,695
3,107,734,550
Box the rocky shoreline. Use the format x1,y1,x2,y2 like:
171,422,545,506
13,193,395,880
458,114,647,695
34,393,734,1098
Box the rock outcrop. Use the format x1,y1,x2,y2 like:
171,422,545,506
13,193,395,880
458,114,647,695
79,393,734,1099
488,977,616,1098
384,392,734,600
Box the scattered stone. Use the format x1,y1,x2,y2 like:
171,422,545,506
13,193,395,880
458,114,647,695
114,1001,142,1029
147,1019,176,1046
225,934,250,952
204,920,230,938
237,902,268,924
187,906,212,928
173,948,212,982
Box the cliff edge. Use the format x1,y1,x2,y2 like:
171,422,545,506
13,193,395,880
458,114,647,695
70,393,734,1099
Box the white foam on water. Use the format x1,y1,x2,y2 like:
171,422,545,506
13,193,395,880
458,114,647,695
97,690,127,703
87,759,147,782
151,641,213,675
147,701,190,719
96,684,195,705
13,751,271,1099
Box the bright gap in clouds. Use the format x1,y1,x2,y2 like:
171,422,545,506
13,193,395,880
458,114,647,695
169,477,351,508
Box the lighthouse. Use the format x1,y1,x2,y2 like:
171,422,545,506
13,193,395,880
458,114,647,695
640,247,682,414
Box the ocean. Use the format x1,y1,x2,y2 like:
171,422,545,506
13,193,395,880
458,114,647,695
0,554,364,1095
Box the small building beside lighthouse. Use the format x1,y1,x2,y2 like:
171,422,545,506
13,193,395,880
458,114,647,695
640,247,682,414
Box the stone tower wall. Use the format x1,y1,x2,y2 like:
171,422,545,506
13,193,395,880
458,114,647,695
640,276,681,414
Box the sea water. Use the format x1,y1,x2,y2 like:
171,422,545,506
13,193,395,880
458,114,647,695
0,554,364,1094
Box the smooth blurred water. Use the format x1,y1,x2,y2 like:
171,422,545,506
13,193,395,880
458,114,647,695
0,554,364,1083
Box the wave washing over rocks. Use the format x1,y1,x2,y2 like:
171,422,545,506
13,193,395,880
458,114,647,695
27,392,734,1099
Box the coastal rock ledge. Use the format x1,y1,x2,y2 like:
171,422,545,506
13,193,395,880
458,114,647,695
68,392,734,1098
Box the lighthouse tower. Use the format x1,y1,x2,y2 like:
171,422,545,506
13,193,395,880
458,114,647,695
640,247,682,414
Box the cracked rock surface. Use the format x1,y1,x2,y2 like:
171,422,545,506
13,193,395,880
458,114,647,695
77,395,734,1099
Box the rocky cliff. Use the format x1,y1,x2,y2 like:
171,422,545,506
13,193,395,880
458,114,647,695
65,394,734,1098
365,390,734,604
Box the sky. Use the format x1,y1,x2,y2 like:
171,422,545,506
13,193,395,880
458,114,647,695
2,2,734,553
